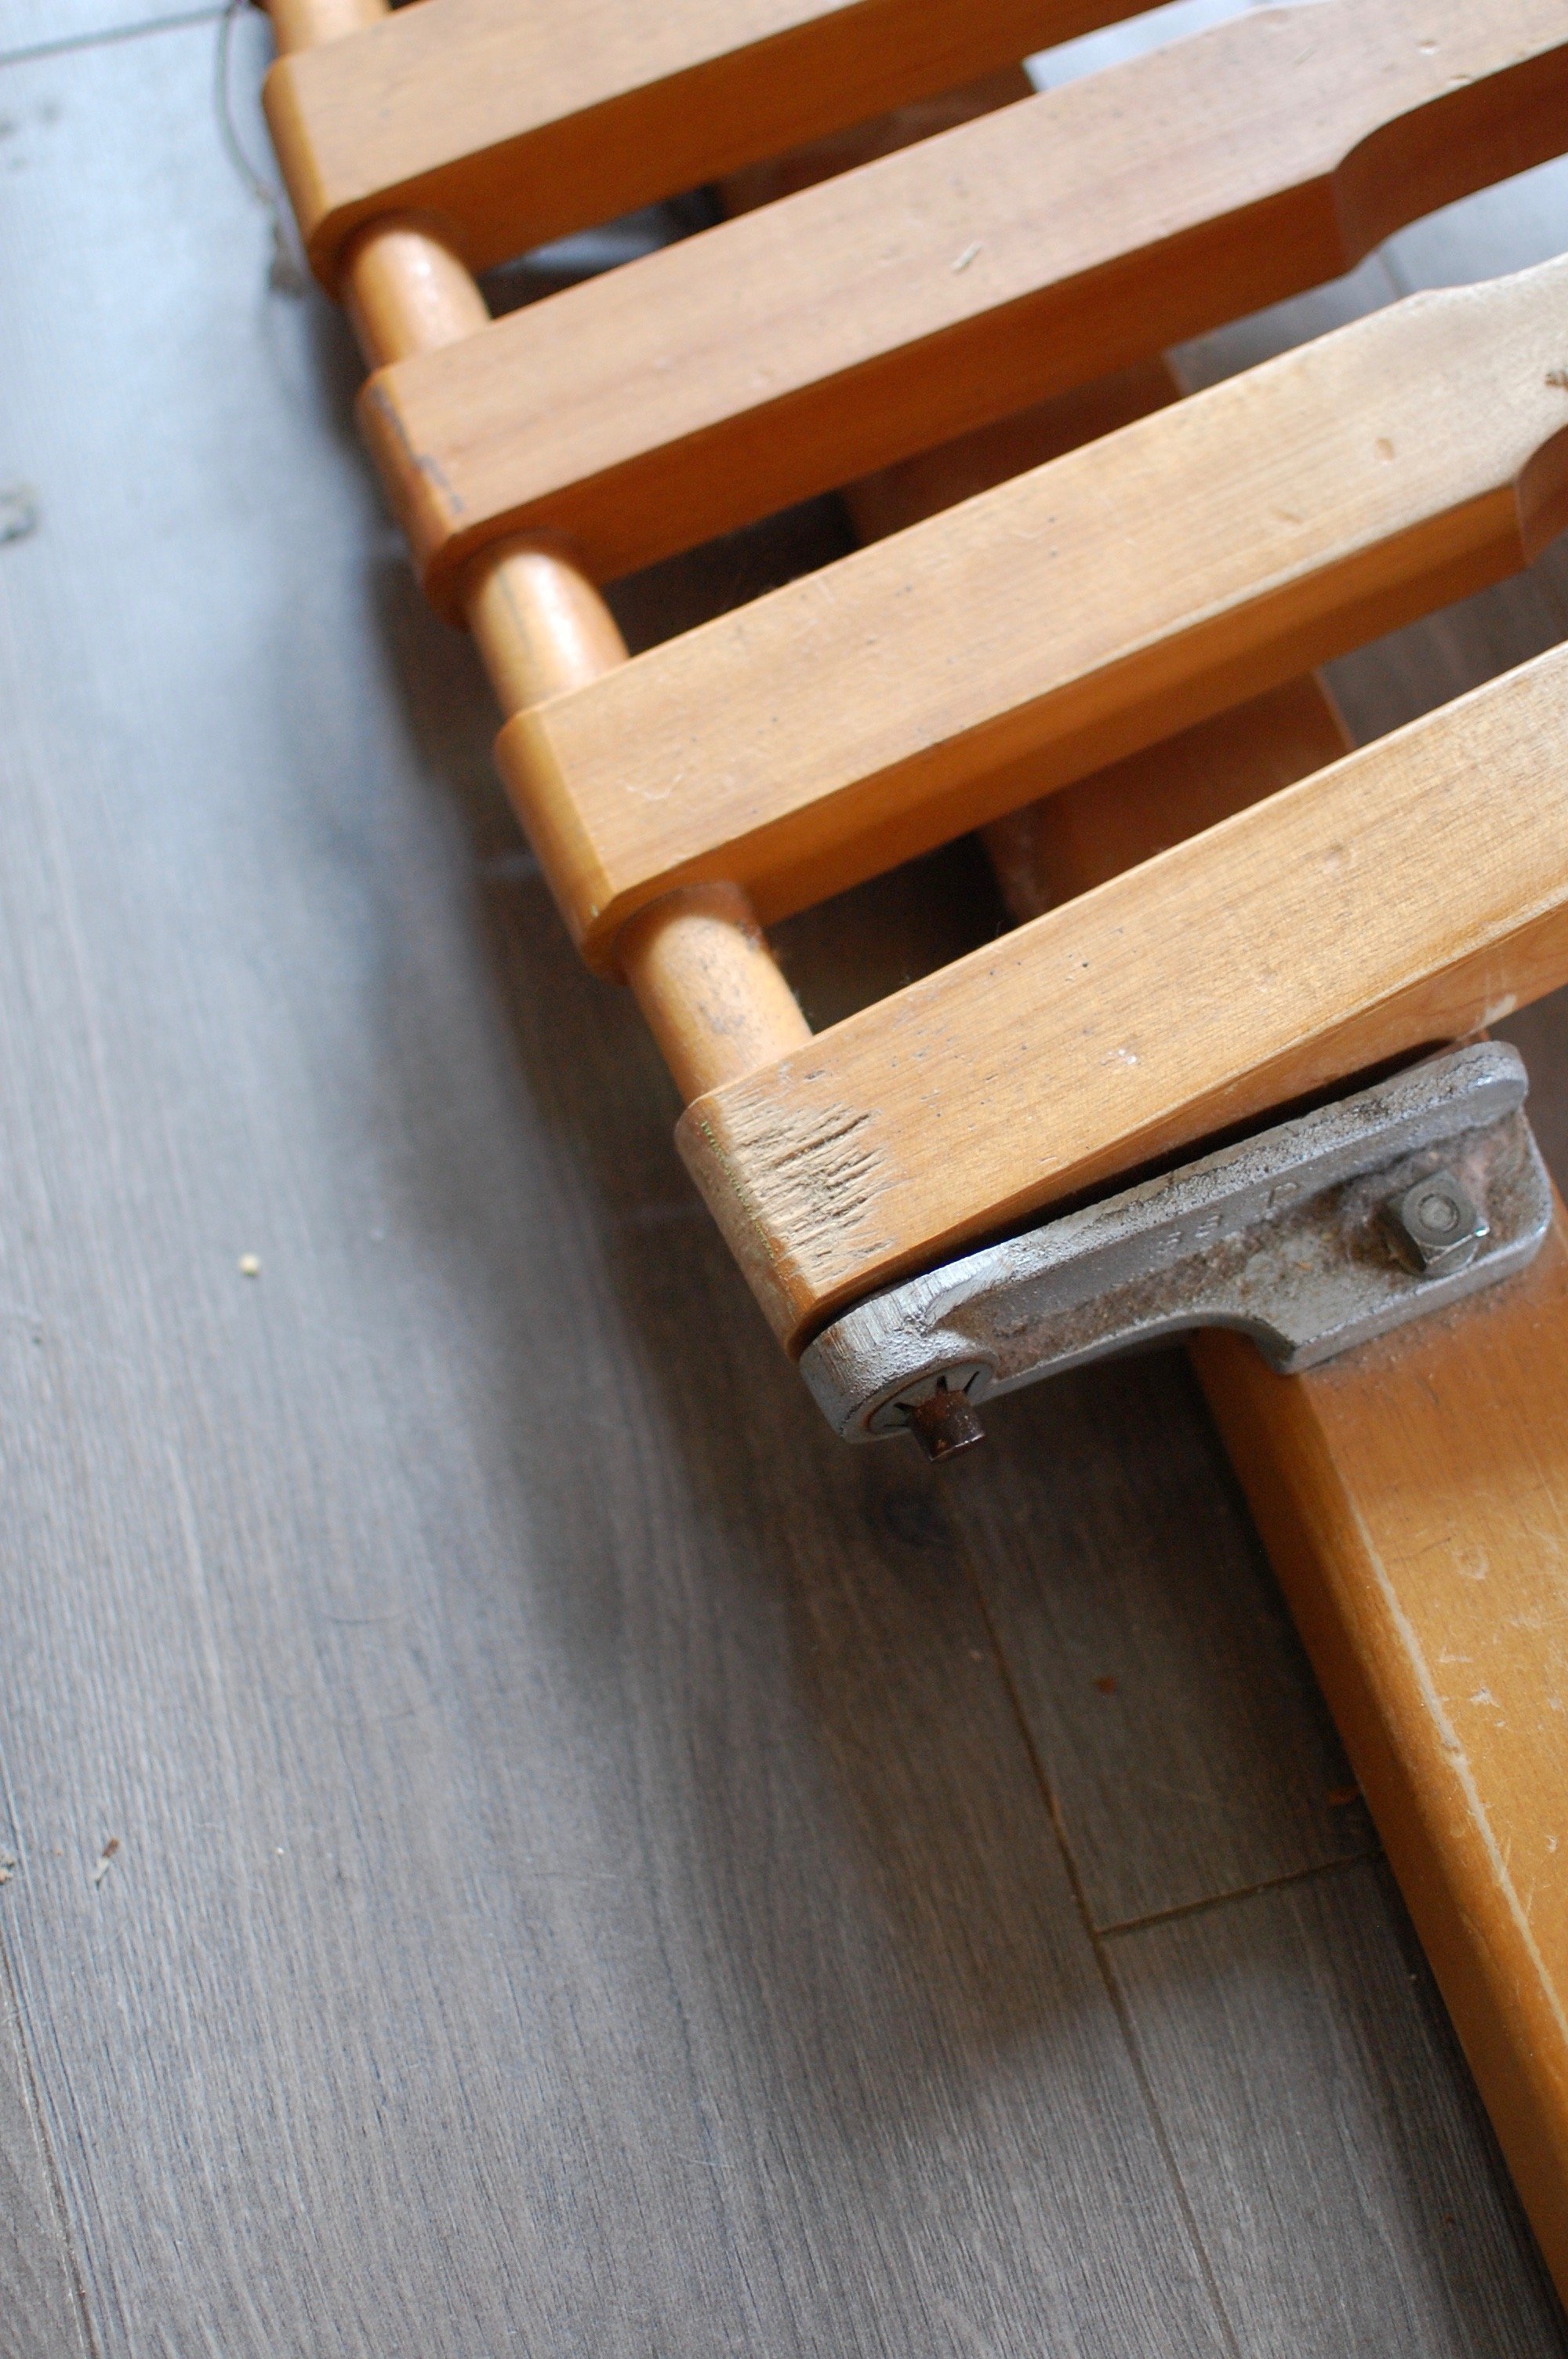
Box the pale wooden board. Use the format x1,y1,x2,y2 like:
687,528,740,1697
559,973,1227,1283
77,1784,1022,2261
266,0,1145,278
361,0,1568,602
677,646,1568,1345
1170,151,1568,1180
1109,1861,1568,2357
503,249,1568,960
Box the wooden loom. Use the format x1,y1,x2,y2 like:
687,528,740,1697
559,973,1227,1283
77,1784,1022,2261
263,0,1568,2295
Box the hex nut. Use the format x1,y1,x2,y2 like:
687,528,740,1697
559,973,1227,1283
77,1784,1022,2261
1383,1169,1488,1278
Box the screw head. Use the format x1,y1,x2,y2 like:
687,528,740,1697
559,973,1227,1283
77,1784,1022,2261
899,1379,986,1462
1384,1169,1488,1279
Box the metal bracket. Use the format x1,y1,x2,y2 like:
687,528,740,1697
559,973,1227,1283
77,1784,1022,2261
800,1044,1551,1456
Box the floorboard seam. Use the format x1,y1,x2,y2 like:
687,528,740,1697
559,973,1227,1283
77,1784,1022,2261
1097,1846,1383,1943
956,1543,1249,2359
0,9,221,71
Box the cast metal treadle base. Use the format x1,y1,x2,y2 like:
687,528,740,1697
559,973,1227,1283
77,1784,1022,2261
800,1044,1551,1456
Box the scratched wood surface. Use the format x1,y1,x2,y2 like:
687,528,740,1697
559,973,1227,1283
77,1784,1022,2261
679,647,1568,1344
363,0,1568,600
0,9,1566,2357
500,250,1568,961
264,0,1146,280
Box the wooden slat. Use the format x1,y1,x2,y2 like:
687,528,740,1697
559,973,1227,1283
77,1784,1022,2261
365,0,1568,606
766,284,1568,2285
984,673,1353,917
674,640,1568,1347
840,366,1355,908
499,253,1568,965
960,395,1568,2310
1194,1263,1568,2308
5,34,1263,2349
263,0,1145,285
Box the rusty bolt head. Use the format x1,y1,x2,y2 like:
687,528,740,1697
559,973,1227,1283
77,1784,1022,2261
901,1381,986,1463
1383,1169,1488,1279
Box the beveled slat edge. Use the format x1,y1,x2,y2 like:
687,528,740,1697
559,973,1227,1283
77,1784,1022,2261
499,256,1568,968
265,0,1147,283
675,640,1568,1349
361,0,1568,606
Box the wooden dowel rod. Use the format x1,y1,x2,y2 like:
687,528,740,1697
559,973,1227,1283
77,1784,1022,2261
617,885,815,1106
268,0,386,57
343,218,490,360
463,542,630,712
263,0,810,1098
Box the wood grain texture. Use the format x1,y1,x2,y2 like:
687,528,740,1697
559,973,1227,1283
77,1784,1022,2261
946,258,1568,2308
314,136,815,1110
677,641,1568,1345
500,253,1568,961
985,672,1351,917
0,27,1238,2356
1112,1859,1568,2355
833,354,1352,912
0,1948,92,2359
1159,133,1568,1195
944,1352,1375,1928
734,12,1568,2322
7,15,1568,2353
1193,1234,1568,2306
263,0,1146,283
365,0,1568,603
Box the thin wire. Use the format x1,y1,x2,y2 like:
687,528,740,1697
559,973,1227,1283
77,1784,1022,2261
214,0,310,295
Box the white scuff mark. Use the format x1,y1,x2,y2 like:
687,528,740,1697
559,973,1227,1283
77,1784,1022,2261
1469,1688,1497,1707
951,242,983,274
1340,1491,1568,2059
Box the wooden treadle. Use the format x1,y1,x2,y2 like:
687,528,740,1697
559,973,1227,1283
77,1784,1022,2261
262,0,1568,2304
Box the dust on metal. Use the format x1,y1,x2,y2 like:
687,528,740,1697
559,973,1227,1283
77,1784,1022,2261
801,1044,1550,1451
1383,1168,1488,1278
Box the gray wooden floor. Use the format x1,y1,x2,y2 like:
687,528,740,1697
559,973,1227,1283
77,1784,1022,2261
1,9,1566,2354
